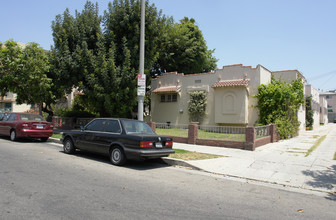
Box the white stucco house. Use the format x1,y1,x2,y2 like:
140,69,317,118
150,64,311,133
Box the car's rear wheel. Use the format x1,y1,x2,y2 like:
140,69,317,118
40,137,49,142
10,130,17,141
110,146,126,166
63,138,76,154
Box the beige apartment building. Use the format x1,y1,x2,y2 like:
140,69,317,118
305,85,328,128
151,64,307,131
320,90,336,122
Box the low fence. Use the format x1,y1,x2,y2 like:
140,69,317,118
148,122,277,151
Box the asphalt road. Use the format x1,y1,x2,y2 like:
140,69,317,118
0,137,335,220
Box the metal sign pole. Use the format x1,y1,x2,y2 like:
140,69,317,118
137,0,145,121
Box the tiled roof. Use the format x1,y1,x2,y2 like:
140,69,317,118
212,79,249,88
152,86,181,93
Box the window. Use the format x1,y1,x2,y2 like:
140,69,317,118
122,120,155,134
85,119,105,132
105,120,121,133
4,103,12,112
172,94,177,102
222,93,236,114
328,105,332,108
160,95,166,102
19,114,45,121
7,113,17,121
326,95,331,99
195,79,202,84
160,94,177,102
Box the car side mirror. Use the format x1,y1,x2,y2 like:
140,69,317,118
80,126,85,131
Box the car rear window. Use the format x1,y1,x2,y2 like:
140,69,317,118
122,120,155,135
19,114,46,121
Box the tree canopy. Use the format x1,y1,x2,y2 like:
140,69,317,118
50,0,217,117
0,40,55,114
158,17,218,74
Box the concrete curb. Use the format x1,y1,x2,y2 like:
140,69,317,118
161,157,204,171
48,137,61,145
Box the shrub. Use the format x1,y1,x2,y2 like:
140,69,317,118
188,91,207,122
255,78,304,139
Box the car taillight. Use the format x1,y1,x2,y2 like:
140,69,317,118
140,141,153,148
165,141,173,147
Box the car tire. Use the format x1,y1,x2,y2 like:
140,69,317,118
110,146,126,166
63,138,76,154
40,137,49,142
10,130,17,141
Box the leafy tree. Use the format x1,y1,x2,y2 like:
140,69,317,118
103,0,172,78
51,0,217,117
255,78,304,139
158,17,218,74
51,1,136,117
188,91,207,122
0,40,56,118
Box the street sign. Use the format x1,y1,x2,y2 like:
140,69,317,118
137,74,146,96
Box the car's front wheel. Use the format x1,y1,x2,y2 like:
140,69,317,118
110,146,126,166
63,138,76,154
10,130,17,141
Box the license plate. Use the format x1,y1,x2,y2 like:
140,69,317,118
155,142,162,148
36,125,44,129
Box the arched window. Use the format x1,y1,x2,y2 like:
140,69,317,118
222,93,235,114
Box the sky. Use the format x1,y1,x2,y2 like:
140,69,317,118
1,0,335,90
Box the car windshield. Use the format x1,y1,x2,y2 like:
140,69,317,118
122,120,155,135
19,114,46,121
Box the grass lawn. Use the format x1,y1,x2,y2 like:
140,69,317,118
169,149,223,160
156,128,188,137
156,128,245,141
52,133,62,139
305,135,326,157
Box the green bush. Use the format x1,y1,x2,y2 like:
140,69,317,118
305,96,314,129
255,78,304,139
54,108,97,118
188,91,207,122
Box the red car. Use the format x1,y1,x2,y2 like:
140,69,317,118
0,112,53,141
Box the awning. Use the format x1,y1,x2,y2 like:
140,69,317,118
152,86,181,93
212,79,249,88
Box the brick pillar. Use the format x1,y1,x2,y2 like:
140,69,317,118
269,124,276,143
147,122,156,132
245,126,256,151
188,123,198,145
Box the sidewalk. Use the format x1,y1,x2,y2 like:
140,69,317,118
169,123,336,194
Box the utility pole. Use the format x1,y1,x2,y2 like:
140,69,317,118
137,0,145,121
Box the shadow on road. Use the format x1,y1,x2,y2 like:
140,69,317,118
302,165,336,201
61,150,171,171
0,135,48,143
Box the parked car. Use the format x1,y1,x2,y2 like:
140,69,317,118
0,113,54,141
61,118,174,166
0,112,5,121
